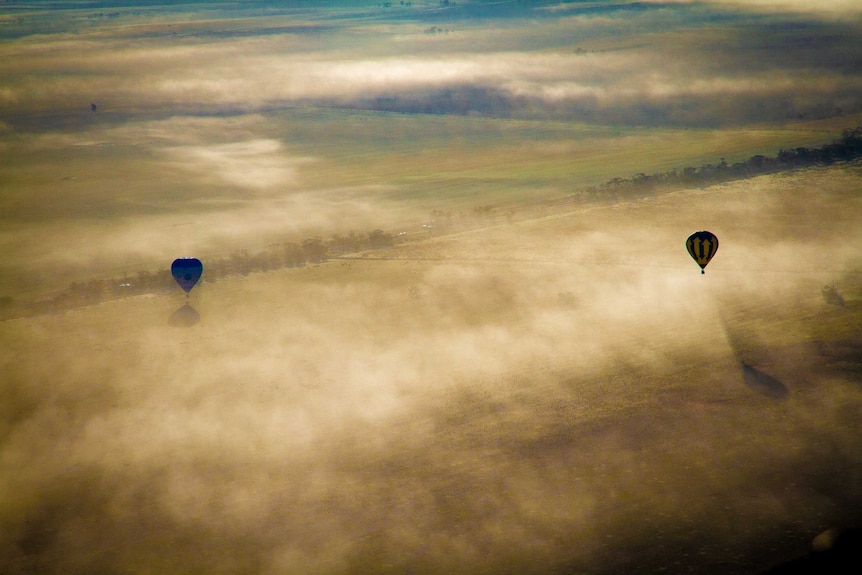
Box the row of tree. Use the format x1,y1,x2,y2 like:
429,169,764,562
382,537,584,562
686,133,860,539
12,230,396,316
580,127,862,201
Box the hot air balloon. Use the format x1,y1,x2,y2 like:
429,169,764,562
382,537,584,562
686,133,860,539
171,258,203,295
686,231,718,274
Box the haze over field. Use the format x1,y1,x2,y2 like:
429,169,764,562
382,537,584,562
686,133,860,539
2,0,861,291
2,1,861,125
2,1,862,574
4,162,862,574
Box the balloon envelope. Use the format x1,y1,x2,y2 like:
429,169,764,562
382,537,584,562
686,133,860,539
686,231,718,273
171,258,203,293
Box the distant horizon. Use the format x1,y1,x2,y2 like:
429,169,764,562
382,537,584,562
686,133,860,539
2,1,861,127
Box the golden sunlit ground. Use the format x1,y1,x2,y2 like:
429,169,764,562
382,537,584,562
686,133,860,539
2,1,862,574
3,162,861,574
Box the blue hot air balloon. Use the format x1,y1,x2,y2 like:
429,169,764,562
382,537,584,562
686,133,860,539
171,258,203,295
686,231,718,274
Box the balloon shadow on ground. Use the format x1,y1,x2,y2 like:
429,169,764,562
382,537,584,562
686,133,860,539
168,303,200,327
741,361,789,399
720,313,789,399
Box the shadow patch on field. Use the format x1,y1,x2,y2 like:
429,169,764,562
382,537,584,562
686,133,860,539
720,314,791,399
762,527,862,574
168,303,200,327
741,361,789,399
808,340,862,376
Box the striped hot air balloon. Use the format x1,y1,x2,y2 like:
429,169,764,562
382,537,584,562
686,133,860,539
686,231,718,274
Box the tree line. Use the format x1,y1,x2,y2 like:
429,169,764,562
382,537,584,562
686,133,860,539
3,126,861,320
3,229,396,318
578,127,862,202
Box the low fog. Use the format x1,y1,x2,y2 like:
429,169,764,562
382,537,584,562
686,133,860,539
0,2,860,126
3,165,862,573
2,0,861,288
2,1,862,573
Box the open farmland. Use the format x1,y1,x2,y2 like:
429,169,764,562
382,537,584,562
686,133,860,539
2,0,861,298
2,162,862,574
0,108,856,297
2,1,862,573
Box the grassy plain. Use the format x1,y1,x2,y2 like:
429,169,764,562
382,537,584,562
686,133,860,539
3,0,861,298
2,107,856,297
2,162,862,574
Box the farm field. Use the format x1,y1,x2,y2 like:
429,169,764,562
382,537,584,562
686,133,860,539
1,107,857,298
2,1,862,573
2,162,862,574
